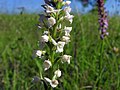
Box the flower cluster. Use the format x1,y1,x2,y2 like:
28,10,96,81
35,0,73,88
97,0,109,39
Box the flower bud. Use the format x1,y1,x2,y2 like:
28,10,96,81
50,80,59,88
41,35,49,42
44,77,59,88
43,31,49,35
64,6,71,13
64,26,72,36
56,41,65,53
51,38,57,46
62,1,71,6
48,17,56,27
44,60,52,71
65,1,71,5
54,69,61,77
62,36,70,44
62,55,71,64
65,12,74,24
45,5,54,13
36,50,46,58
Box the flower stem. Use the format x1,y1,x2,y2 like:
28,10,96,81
96,40,105,90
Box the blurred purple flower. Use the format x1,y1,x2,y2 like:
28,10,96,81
97,0,109,39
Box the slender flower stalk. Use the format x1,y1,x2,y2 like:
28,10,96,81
97,0,109,39
34,0,74,88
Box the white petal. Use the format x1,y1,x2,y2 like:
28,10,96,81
65,13,74,24
43,31,49,35
48,17,56,27
36,50,42,58
62,55,71,64
64,26,72,36
44,77,51,83
56,41,65,53
41,35,49,42
54,69,61,77
51,38,57,46
50,80,59,88
44,60,52,71
65,1,71,5
62,36,70,44
64,6,71,13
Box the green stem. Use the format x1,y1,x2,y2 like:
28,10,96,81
51,51,55,64
53,25,57,38
97,40,105,90
100,40,104,71
53,12,59,38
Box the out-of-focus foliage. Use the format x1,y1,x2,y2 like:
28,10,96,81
75,0,107,7
0,14,120,90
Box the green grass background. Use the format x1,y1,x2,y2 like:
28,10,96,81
0,14,120,90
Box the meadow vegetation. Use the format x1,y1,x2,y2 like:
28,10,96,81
0,14,120,90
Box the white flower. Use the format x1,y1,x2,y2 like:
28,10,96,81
65,12,74,24
56,41,65,53
62,36,70,44
62,1,71,5
38,25,41,29
44,77,59,88
64,26,72,36
65,1,71,5
36,50,46,58
44,60,52,71
62,55,72,64
45,4,61,13
57,24,62,30
54,69,61,78
64,6,71,13
51,38,57,46
50,80,59,88
45,5,54,13
43,31,49,35
48,17,56,27
41,35,49,42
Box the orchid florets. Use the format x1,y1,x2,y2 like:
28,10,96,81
34,0,73,88
97,0,109,39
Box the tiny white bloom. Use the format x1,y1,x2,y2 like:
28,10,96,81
62,36,70,44
65,1,71,5
38,25,41,29
45,5,61,13
44,60,52,71
43,31,49,35
54,69,61,78
65,12,74,24
44,77,59,88
62,1,71,5
57,24,62,30
64,6,71,13
56,41,65,53
50,79,59,88
36,50,46,58
41,35,49,42
44,77,51,83
45,5,54,13
48,17,56,27
62,55,72,64
64,26,72,36
51,38,57,46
